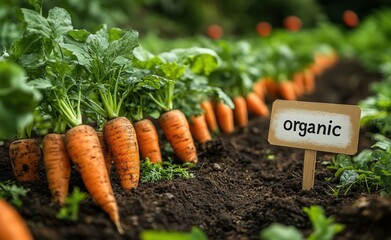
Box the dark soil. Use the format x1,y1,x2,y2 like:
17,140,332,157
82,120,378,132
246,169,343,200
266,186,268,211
1,59,390,240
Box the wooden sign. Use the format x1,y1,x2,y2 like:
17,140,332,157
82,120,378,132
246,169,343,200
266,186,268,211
268,100,361,190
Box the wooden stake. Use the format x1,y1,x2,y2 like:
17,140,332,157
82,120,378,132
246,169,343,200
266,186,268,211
302,149,317,190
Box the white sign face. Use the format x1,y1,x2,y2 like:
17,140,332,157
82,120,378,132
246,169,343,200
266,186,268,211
268,100,361,155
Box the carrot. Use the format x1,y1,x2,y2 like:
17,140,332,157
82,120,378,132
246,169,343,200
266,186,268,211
245,92,270,117
303,68,315,94
330,51,339,66
189,114,212,144
233,95,248,128
0,199,33,240
201,100,219,133
42,133,71,206
278,81,297,100
263,77,279,99
9,138,41,182
309,62,320,77
215,102,235,133
65,124,123,234
293,72,305,97
313,53,328,76
97,132,113,172
104,117,140,190
252,80,265,101
159,109,198,163
134,118,162,164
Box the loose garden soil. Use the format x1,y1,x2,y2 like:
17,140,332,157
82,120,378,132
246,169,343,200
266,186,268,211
1,59,390,240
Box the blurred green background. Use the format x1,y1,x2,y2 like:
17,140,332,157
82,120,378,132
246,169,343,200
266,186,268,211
1,0,391,48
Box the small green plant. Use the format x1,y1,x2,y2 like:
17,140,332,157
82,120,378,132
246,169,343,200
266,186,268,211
0,181,29,207
303,206,345,240
327,134,391,196
56,187,87,221
260,205,344,240
141,226,207,240
140,158,195,183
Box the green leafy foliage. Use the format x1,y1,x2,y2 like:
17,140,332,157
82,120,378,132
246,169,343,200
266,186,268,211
304,206,345,240
141,226,207,240
201,39,260,98
140,158,195,183
329,134,391,196
260,206,344,240
56,187,87,221
346,9,391,72
132,46,226,116
260,224,303,240
360,79,391,136
0,61,41,139
0,181,30,207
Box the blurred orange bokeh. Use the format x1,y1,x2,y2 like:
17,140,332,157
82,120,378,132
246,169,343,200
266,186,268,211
207,24,223,39
283,15,302,31
343,10,359,28
256,21,272,37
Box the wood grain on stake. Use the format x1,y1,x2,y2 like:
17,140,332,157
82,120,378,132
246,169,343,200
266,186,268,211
303,150,317,190
268,100,361,190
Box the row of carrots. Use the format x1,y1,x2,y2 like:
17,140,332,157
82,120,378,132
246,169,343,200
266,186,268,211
0,7,341,239
4,49,338,238
5,97,264,233
253,50,339,102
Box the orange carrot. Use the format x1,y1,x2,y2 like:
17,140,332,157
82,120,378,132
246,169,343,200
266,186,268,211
252,80,265,101
303,68,315,94
0,199,33,240
189,114,212,144
159,109,198,163
97,132,113,173
215,102,235,133
246,92,270,117
278,81,297,100
42,133,71,206
134,118,162,164
104,117,139,190
201,100,219,133
309,62,320,77
9,138,41,182
293,72,305,97
233,95,248,128
313,53,328,76
263,77,279,99
65,124,123,234
330,51,339,67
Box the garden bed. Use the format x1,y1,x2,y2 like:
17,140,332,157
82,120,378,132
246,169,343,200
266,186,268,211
0,59,389,240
